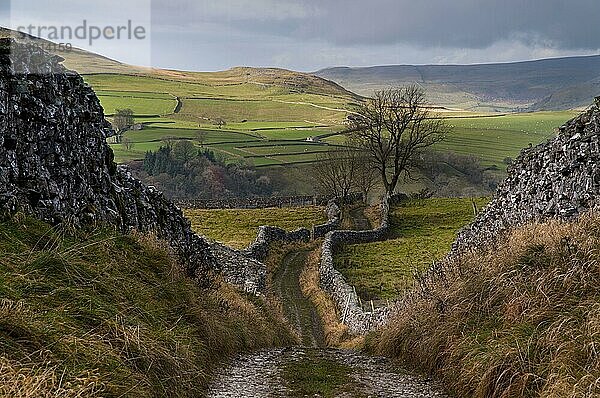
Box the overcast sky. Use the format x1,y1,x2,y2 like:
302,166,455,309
3,0,600,71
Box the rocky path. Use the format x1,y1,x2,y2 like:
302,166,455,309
207,217,448,397
272,250,324,347
208,347,447,397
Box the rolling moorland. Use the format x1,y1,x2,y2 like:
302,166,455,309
315,56,600,112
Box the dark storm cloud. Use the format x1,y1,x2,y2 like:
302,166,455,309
152,0,600,50
6,0,598,70
298,0,600,50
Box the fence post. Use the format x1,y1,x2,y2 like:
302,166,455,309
342,294,351,324
471,198,479,217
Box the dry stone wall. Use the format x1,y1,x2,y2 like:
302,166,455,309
319,197,392,335
312,200,342,238
177,193,364,211
244,226,311,261
210,243,266,292
407,99,600,306
177,195,331,210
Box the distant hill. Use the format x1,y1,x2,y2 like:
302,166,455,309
0,27,149,74
0,27,356,99
315,56,600,111
529,77,600,111
212,66,359,98
0,27,362,167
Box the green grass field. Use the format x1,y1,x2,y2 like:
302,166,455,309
184,207,327,249
86,72,351,165
335,198,489,301
96,91,177,116
84,71,578,169
319,111,577,171
1,34,581,169
438,111,577,167
179,98,346,124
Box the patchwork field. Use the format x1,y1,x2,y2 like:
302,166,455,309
83,73,353,165
184,207,327,249
334,197,490,301
2,32,583,169
82,71,577,169
320,111,578,168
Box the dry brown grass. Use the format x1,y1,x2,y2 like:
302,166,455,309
369,212,600,397
0,355,102,398
299,245,364,349
0,216,293,397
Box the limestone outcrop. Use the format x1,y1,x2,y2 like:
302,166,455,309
452,98,600,255
0,39,259,288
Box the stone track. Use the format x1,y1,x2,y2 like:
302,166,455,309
208,209,448,397
349,206,372,231
272,250,324,347
207,347,447,397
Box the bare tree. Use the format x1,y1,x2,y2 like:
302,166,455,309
350,85,448,197
353,151,379,203
313,147,358,203
112,108,134,144
122,137,134,152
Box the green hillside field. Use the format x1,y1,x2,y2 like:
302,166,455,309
438,111,577,167
81,64,577,170
0,29,584,169
96,69,576,169
84,73,354,166
334,197,490,301
184,207,327,249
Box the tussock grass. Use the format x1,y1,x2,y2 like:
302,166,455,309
369,212,600,397
299,245,363,349
0,355,102,397
0,215,293,397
